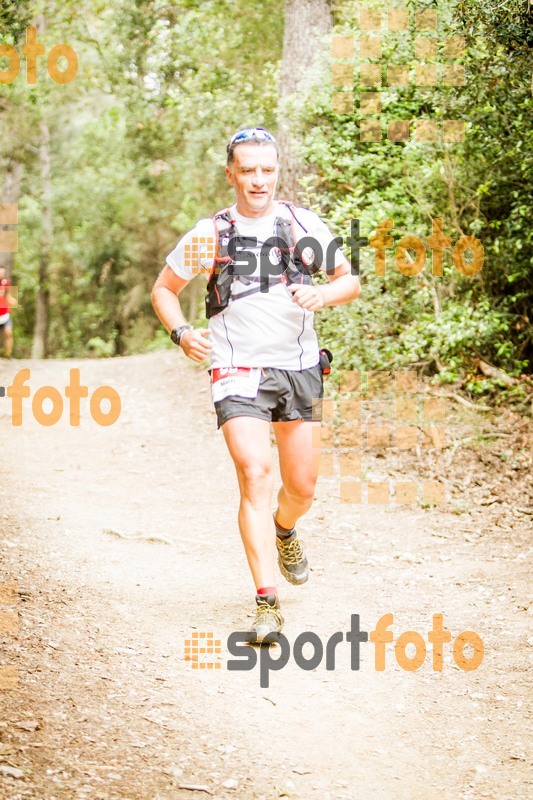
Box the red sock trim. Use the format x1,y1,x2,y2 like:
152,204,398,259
257,586,277,596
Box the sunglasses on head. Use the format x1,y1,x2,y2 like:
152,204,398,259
229,127,276,145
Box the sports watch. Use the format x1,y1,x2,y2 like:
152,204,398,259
170,325,193,346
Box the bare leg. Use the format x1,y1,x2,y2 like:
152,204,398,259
272,420,320,529
4,324,13,357
221,416,277,590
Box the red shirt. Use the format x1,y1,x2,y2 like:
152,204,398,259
0,279,10,315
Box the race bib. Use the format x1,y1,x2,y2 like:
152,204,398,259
211,367,262,403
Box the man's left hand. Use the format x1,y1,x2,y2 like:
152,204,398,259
288,284,325,311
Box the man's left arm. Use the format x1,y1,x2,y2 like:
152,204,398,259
289,260,360,312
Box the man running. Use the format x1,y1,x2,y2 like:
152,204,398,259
151,127,360,642
0,267,16,358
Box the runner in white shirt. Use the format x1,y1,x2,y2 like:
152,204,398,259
152,128,360,642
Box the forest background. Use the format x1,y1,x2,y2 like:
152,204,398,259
1,0,531,406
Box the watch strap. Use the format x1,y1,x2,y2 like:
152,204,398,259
171,325,193,346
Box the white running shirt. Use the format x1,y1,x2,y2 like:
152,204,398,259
166,202,347,370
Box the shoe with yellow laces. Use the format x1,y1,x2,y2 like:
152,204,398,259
246,594,284,644
274,517,309,585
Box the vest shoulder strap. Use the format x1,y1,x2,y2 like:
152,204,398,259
207,209,236,278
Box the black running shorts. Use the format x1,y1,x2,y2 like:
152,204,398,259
214,364,324,429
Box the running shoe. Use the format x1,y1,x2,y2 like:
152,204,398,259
246,594,284,644
276,529,309,585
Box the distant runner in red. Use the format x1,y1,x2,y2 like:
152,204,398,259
152,128,360,642
0,267,16,358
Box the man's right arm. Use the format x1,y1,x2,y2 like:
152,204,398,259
151,266,213,363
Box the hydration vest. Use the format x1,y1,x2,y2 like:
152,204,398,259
205,201,316,319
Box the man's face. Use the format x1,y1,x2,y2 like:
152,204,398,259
225,143,278,217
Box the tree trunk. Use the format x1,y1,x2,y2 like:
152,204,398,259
277,0,332,201
31,118,52,359
31,16,52,360
0,159,23,279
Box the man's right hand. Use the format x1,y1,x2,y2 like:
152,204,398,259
180,328,213,362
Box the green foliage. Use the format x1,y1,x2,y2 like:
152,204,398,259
307,0,532,390
0,1,32,38
2,0,283,357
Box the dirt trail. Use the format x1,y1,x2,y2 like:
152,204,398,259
0,352,530,800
